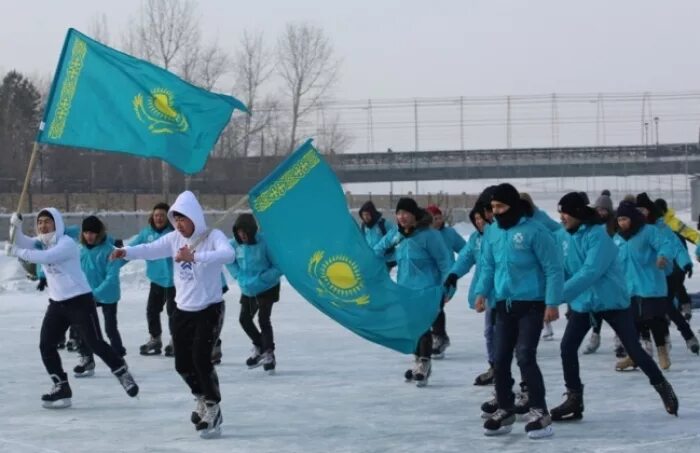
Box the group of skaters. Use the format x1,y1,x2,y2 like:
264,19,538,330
362,184,697,439
5,191,281,439
5,183,699,440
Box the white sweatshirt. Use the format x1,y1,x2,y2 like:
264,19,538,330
13,207,92,302
123,191,235,312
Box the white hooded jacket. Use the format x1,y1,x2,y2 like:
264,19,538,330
123,191,235,312
13,207,92,301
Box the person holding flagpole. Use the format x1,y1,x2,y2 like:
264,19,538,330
111,190,235,439
374,197,453,387
5,209,139,409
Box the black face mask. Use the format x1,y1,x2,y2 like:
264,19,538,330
494,203,524,230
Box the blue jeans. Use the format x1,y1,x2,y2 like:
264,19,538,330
561,308,665,392
493,301,547,411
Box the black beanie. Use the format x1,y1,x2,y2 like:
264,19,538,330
617,201,642,221
491,183,520,208
654,198,668,214
82,215,103,234
395,197,420,217
558,192,595,220
601,189,611,197
635,192,656,212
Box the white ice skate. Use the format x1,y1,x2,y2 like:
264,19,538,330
196,401,223,439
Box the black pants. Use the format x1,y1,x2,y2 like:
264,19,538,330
147,283,176,338
633,297,669,347
40,293,125,380
239,284,279,353
668,266,692,308
431,302,447,339
172,302,225,403
493,301,548,412
78,303,126,358
561,309,665,392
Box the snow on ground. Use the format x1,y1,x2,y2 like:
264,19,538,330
1,245,700,453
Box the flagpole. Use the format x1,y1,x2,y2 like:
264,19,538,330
9,141,40,244
190,194,250,250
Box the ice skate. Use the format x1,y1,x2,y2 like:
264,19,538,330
246,346,263,369
41,374,72,409
653,379,678,416
483,409,515,436
524,408,554,439
681,303,692,321
262,350,276,375
196,401,223,439
615,356,637,371
431,335,450,359
550,388,584,421
473,365,494,386
113,365,139,397
582,333,600,354
73,355,95,378
139,336,162,356
481,394,498,419
686,336,699,355
164,339,174,357
657,345,671,370
191,395,206,425
413,357,431,387
514,383,530,419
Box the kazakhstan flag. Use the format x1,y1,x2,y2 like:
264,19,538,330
249,139,442,354
37,28,247,174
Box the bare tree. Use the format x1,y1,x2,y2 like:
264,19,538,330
316,111,353,155
88,13,111,44
277,23,340,154
233,30,274,156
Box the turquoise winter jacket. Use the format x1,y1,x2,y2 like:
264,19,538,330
654,218,691,274
450,228,493,308
128,225,175,288
362,217,397,263
374,223,453,292
80,235,125,304
475,216,564,307
557,224,629,313
438,226,467,255
613,224,675,298
533,208,563,233
226,234,282,297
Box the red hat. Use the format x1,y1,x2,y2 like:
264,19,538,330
426,204,442,216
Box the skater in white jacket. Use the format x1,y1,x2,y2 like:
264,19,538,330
112,191,235,438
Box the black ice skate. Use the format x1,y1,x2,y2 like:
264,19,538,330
113,365,139,397
481,394,498,419
654,379,679,416
73,355,95,378
483,409,515,436
413,358,431,387
246,346,263,369
164,340,174,357
196,401,223,439
139,336,162,356
41,374,72,409
524,408,554,439
550,388,584,421
66,338,79,352
514,383,530,418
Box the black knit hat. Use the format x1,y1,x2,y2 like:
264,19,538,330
636,192,656,212
617,201,643,221
654,198,668,214
491,183,520,208
395,197,420,217
558,192,596,220
82,215,103,234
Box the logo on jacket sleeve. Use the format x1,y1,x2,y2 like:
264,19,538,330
308,251,369,307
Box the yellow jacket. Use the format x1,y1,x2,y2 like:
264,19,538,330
663,208,700,245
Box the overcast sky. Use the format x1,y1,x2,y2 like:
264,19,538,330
2,0,700,99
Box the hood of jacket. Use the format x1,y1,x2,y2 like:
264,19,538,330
167,191,207,238
36,207,65,245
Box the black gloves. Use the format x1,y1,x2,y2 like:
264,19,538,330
684,264,693,279
37,277,47,291
443,273,458,290
113,238,124,248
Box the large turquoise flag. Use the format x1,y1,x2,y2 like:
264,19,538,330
249,139,442,354
37,28,247,174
